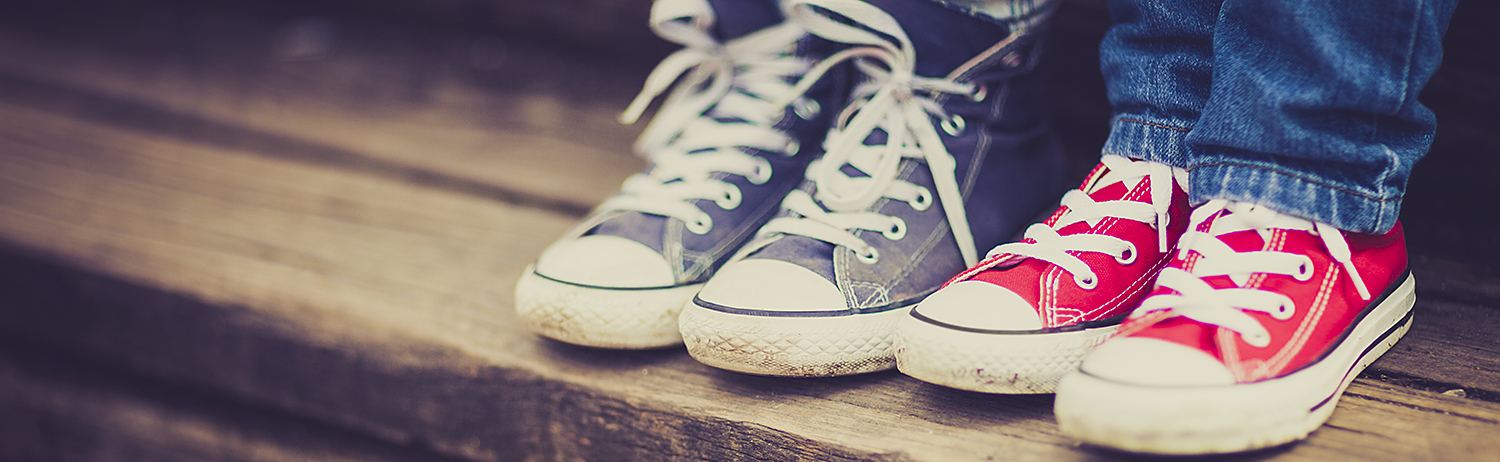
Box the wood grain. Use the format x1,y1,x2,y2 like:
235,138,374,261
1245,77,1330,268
0,343,457,462
0,10,646,215
0,98,1494,461
0,1,1495,460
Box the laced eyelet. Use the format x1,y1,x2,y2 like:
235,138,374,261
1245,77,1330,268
794,98,821,120
1273,300,1296,320
883,218,907,240
1075,275,1098,290
1294,257,1314,281
686,214,713,234
856,247,880,264
785,139,801,156
749,159,773,185
910,189,933,211
970,84,988,102
1115,245,1137,265
940,114,966,136
715,186,742,210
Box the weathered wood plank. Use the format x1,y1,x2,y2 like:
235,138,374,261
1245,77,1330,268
1368,296,1500,400
4,0,1498,287
0,9,645,215
0,16,1494,396
0,343,455,462
0,98,1495,461
0,1,1496,459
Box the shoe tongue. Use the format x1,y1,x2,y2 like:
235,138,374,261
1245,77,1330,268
1197,209,1267,250
1043,164,1140,233
1190,209,1274,287
708,0,784,40
861,0,1010,76
1203,205,1317,251
1082,167,1142,202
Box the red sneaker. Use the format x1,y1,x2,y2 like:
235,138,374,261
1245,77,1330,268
1054,200,1414,455
894,155,1190,393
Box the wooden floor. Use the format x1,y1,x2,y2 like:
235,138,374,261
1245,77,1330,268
0,2,1496,461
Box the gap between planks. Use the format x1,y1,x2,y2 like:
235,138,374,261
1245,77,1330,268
0,100,1495,461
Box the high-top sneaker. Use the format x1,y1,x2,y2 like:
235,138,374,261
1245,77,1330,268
515,0,847,349
1054,200,1415,455
895,156,1189,393
679,0,1066,376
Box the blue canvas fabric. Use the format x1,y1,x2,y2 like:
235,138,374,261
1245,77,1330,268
737,0,1066,311
585,0,852,285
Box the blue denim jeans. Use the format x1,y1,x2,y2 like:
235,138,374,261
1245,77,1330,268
941,0,1457,233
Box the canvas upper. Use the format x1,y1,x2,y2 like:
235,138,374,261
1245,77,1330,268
1082,201,1411,385
534,0,850,289
696,0,1067,314
915,157,1191,331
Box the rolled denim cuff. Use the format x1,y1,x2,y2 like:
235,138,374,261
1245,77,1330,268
1101,115,1193,169
1187,155,1400,234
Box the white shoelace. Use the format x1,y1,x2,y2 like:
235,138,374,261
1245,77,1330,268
985,156,1179,288
1131,200,1373,347
599,0,814,234
756,0,995,266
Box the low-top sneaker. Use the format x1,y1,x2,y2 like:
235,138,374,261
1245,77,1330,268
679,0,1066,376
896,155,1189,393
515,0,846,349
1055,199,1415,455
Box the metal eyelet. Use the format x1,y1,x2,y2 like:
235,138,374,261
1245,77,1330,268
910,189,933,211
1294,257,1314,281
970,83,988,102
794,98,821,120
1075,274,1098,290
940,114,966,136
715,186,742,210
856,247,880,264
686,214,713,234
1115,245,1137,265
882,218,907,240
749,159,773,185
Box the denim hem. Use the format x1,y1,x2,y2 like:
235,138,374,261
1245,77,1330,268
1100,115,1193,169
1187,159,1399,234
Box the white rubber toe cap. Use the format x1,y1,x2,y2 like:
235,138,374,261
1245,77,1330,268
914,281,1043,330
697,259,846,312
535,235,675,288
1080,337,1235,386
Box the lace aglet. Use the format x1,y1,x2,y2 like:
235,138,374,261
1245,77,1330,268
619,99,650,125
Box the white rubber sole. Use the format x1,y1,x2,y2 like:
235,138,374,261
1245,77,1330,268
895,314,1117,394
678,301,911,377
514,266,701,349
1054,273,1417,455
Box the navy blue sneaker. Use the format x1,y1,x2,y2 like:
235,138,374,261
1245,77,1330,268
680,0,1066,375
515,0,848,349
